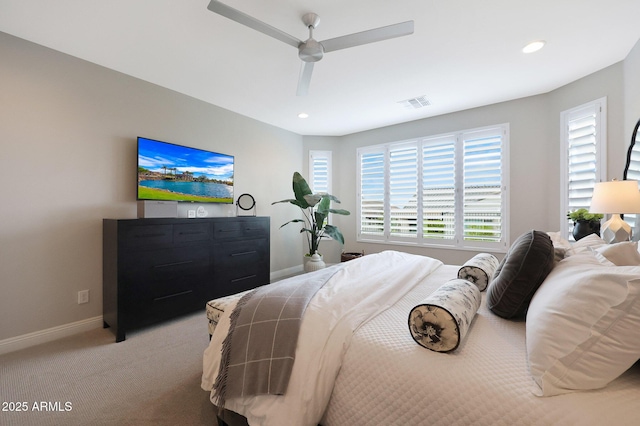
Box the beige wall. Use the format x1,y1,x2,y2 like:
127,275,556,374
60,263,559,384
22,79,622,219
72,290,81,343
0,32,304,341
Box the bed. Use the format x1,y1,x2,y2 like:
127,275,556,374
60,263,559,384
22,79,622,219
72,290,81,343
201,231,640,426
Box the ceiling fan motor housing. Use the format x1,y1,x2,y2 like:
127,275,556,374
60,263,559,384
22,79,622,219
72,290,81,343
298,13,323,62
299,39,324,62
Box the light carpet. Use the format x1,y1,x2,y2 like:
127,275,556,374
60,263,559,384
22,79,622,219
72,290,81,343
0,311,218,426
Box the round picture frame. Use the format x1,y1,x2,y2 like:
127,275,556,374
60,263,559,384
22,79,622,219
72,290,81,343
236,193,256,216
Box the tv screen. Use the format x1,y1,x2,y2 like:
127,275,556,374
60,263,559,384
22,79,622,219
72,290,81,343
137,137,234,204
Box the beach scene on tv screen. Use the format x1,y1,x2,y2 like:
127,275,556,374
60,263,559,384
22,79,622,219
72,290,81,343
137,138,234,203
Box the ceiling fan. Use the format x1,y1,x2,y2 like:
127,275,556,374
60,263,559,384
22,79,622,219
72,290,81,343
207,0,414,96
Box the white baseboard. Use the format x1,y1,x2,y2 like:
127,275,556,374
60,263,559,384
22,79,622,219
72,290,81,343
0,316,103,355
270,265,303,282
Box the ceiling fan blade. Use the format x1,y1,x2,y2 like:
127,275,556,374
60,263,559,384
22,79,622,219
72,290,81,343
296,62,315,96
207,0,301,48
320,20,414,53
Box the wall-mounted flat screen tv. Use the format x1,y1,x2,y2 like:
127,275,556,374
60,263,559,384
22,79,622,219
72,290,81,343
137,137,234,204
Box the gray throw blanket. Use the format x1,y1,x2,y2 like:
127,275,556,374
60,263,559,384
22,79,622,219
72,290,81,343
213,265,343,407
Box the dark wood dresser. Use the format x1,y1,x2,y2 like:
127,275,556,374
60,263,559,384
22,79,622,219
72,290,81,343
103,217,270,342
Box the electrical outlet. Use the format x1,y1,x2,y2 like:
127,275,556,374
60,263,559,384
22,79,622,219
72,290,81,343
78,290,89,304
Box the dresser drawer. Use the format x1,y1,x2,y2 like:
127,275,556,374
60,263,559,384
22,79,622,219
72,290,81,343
241,220,268,238
121,224,173,248
122,246,209,300
212,218,269,240
213,269,269,298
173,222,211,243
126,289,201,329
212,221,242,239
212,239,269,268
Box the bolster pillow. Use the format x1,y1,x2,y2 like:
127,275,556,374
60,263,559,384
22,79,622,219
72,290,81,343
408,279,481,352
457,253,500,291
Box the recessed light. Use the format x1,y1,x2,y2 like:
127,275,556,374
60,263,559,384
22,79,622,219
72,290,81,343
298,112,309,119
522,40,546,53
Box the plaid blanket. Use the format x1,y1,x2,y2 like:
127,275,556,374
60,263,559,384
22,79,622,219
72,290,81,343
213,265,343,407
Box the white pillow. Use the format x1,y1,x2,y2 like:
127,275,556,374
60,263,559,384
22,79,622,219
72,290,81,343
546,231,571,262
594,241,640,266
567,233,607,255
526,256,640,396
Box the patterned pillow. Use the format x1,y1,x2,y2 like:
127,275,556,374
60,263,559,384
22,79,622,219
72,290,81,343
408,279,481,352
486,230,555,319
458,253,500,291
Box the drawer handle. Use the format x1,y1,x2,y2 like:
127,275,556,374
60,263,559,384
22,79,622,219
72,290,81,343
231,274,257,283
231,251,257,257
136,233,166,238
154,290,193,301
154,260,194,268
179,231,205,235
218,229,238,233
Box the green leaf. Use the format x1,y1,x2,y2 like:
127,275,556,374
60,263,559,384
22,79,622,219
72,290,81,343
272,198,308,209
271,198,297,205
321,193,341,203
278,219,305,229
328,208,350,216
303,194,322,207
292,172,312,208
314,211,326,228
323,225,345,245
316,196,331,215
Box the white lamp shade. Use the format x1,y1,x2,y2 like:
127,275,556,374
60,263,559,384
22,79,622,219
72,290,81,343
589,180,640,214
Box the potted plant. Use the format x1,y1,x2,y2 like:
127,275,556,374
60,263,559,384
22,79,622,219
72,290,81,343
567,208,603,241
272,172,350,269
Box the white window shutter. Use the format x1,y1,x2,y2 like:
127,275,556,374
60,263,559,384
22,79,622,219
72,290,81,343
422,136,456,240
389,144,418,238
359,149,386,237
462,129,503,242
309,150,332,194
560,98,606,239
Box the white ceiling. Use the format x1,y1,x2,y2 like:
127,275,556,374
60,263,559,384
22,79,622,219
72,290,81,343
1,0,640,136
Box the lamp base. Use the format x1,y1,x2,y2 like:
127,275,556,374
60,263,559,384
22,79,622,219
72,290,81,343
601,214,632,243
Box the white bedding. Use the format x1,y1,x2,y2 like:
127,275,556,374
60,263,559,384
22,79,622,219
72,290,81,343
202,251,443,426
203,252,640,426
323,265,640,426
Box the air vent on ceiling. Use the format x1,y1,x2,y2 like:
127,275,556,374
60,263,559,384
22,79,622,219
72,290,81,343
398,96,431,109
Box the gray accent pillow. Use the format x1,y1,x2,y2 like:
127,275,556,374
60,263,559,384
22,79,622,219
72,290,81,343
486,230,555,319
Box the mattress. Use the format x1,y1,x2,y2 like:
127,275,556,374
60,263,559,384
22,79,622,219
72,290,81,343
322,265,640,426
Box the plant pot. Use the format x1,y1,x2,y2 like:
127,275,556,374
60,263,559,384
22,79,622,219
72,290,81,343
572,220,601,241
304,252,326,272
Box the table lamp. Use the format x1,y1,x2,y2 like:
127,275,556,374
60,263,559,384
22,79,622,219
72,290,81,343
589,179,640,243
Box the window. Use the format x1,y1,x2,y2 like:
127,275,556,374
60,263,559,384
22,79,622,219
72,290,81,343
357,124,509,251
309,150,333,228
560,98,607,239
309,150,332,194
